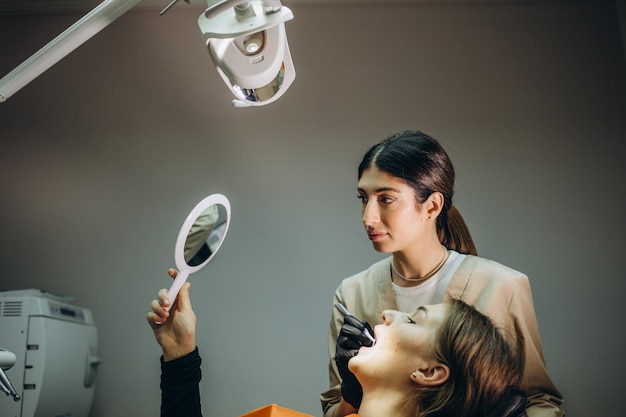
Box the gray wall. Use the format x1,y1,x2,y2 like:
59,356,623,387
1,1,625,416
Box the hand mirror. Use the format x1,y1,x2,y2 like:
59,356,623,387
166,193,231,311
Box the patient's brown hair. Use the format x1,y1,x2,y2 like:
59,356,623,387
417,299,525,417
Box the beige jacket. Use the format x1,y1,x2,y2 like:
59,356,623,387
321,255,564,417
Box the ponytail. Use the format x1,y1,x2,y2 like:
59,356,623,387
438,205,477,256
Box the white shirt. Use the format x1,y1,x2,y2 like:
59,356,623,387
392,250,466,312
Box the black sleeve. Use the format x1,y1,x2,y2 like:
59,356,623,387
160,348,203,417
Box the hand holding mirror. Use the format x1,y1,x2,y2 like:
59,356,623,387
165,193,231,311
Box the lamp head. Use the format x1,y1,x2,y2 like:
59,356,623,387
198,0,295,107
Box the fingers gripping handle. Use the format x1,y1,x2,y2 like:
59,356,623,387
165,270,189,312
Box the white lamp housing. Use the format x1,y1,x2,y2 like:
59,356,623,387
198,0,295,107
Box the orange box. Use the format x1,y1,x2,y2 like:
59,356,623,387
239,403,314,417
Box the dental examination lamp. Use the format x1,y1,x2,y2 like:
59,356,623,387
0,0,295,108
161,0,295,106
195,0,295,107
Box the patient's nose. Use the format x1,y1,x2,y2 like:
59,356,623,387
381,310,400,324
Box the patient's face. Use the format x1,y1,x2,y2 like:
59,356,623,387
349,304,448,386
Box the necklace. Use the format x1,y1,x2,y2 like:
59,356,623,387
391,246,449,283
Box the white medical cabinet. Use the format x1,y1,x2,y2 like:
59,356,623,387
0,289,101,417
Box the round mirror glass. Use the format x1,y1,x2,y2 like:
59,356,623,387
181,200,229,268
166,193,231,310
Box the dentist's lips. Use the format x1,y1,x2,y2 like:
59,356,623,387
367,231,387,242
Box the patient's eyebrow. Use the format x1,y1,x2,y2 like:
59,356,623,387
411,306,428,321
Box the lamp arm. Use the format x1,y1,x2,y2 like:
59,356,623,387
0,349,19,402
260,0,283,13
0,367,20,402
0,0,142,103
204,0,283,19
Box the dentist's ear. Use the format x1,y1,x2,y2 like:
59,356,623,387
424,191,444,220
410,364,450,386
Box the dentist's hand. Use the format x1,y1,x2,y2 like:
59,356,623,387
147,269,197,361
335,315,374,409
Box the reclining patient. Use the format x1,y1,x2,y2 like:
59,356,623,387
147,277,525,417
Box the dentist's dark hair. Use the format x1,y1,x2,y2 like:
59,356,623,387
358,130,477,255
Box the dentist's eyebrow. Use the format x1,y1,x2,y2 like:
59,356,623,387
357,186,402,194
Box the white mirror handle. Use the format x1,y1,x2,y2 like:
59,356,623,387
165,269,190,312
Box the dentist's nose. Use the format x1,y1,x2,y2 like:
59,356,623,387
362,201,380,227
